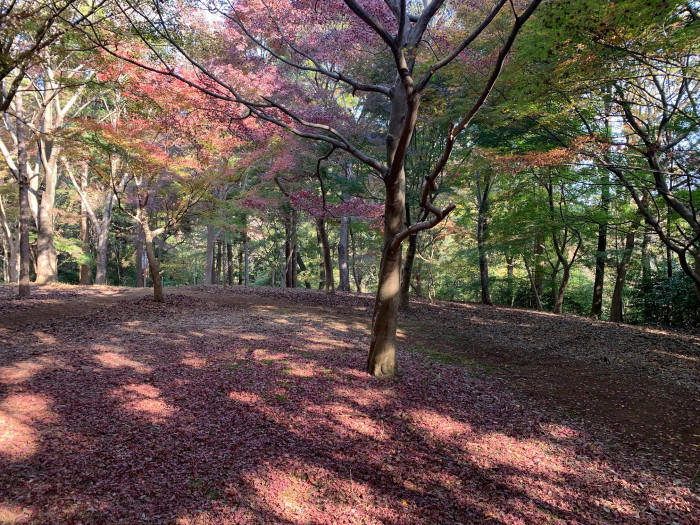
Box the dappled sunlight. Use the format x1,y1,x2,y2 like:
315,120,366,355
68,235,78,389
1,285,697,523
0,394,55,460
253,349,290,361
0,357,58,385
228,391,263,405
0,502,32,523
113,383,177,422
30,331,58,345
239,462,386,524
466,431,568,476
239,333,268,341
652,348,698,362
407,409,472,442
180,353,207,368
305,402,388,441
332,385,393,408
282,362,315,377
93,351,153,373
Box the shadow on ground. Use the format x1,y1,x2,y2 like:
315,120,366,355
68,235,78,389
0,286,697,524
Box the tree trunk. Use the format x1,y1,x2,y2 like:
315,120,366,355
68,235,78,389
368,235,402,377
316,217,334,293
554,265,570,314
205,225,217,284
0,198,19,283
227,241,233,285
214,238,222,285
135,226,145,287
477,206,491,305
35,141,60,284
297,252,310,288
243,223,249,287
338,215,350,291
367,74,416,377
16,96,31,297
695,252,700,301
1,235,7,283
506,255,515,306
78,165,91,284
18,177,31,297
237,247,243,285
284,207,297,288
590,175,610,318
144,233,163,302
399,233,417,309
641,231,651,282
317,224,325,290
610,229,635,322
94,230,109,285
139,214,163,302
524,257,543,311
350,221,363,293
534,233,544,304
114,236,122,286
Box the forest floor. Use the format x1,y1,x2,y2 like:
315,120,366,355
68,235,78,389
0,284,698,524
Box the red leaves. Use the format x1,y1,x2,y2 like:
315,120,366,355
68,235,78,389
0,285,697,524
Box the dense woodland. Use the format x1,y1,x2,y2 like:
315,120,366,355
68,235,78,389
1,0,698,373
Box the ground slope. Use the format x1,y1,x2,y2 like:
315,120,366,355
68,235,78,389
0,285,697,524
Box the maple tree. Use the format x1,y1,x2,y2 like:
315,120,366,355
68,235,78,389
86,0,546,376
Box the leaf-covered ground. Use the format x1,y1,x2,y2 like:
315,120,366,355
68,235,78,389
0,285,697,524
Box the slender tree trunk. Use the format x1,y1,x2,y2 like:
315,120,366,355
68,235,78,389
16,96,31,297
399,233,417,309
413,265,422,297
237,247,243,285
214,239,222,285
524,257,543,311
291,209,297,287
694,252,700,301
0,198,19,283
94,230,109,285
79,167,91,284
590,174,610,318
367,75,416,377
349,221,362,293
35,138,60,284
477,209,491,305
243,223,249,287
534,233,544,304
641,231,651,282
297,252,310,288
506,255,515,306
227,241,233,285
554,265,570,314
114,237,122,286
1,235,7,283
142,225,163,302
205,225,217,284
316,217,334,293
338,215,350,291
610,229,636,322
284,207,297,288
135,226,145,287
317,224,325,290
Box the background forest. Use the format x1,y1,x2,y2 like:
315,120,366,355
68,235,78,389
1,0,698,330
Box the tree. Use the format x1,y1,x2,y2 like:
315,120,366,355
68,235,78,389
89,0,545,375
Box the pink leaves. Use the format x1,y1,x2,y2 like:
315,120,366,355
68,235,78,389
288,190,383,220
0,285,697,523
